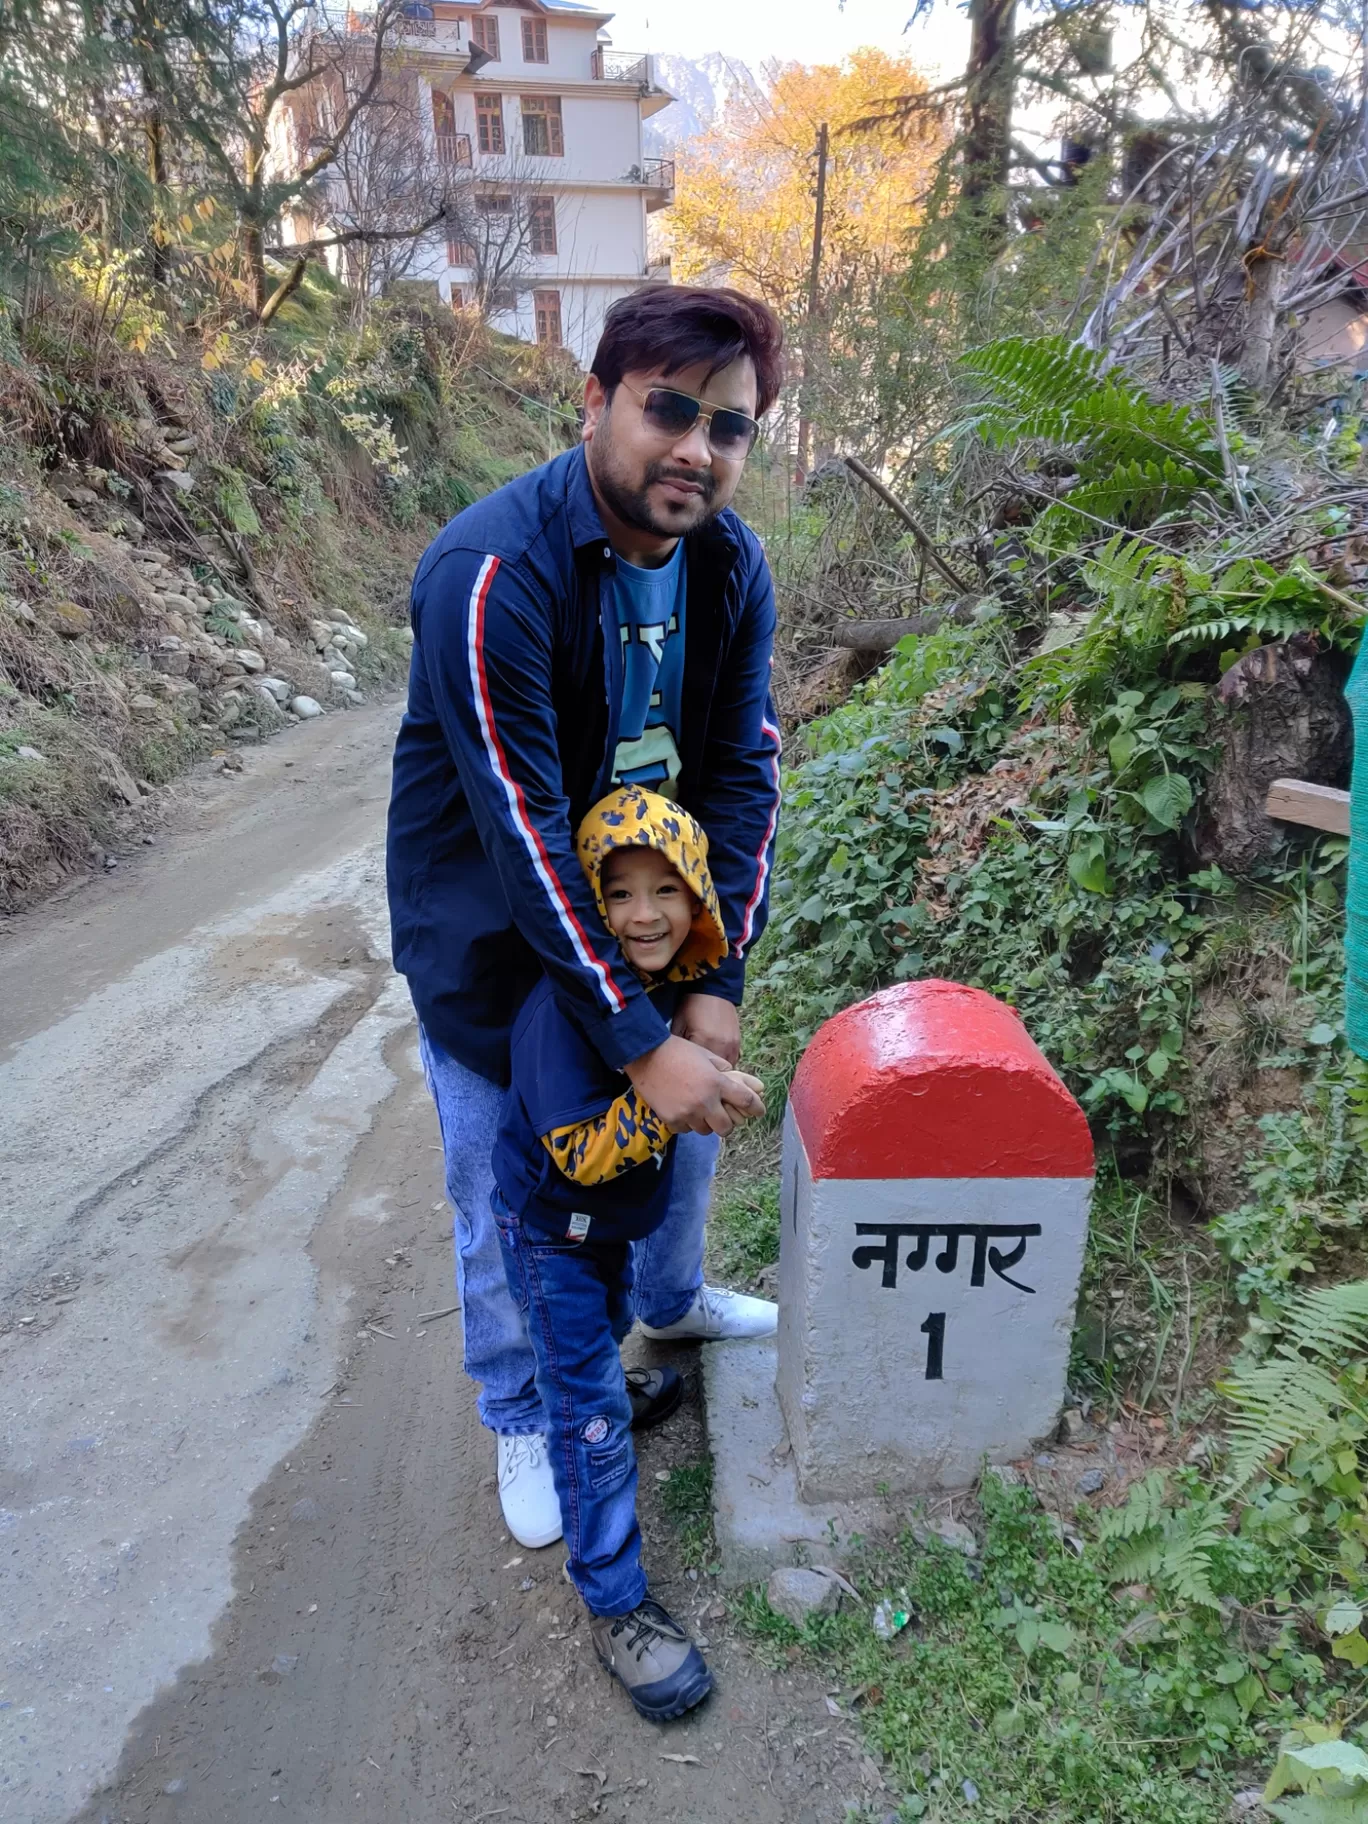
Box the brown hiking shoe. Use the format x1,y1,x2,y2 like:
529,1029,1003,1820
589,1594,712,1721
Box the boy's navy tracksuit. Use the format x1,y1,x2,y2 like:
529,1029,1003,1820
493,788,731,1618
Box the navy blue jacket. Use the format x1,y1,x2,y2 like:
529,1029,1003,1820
386,445,782,1085
492,978,681,1243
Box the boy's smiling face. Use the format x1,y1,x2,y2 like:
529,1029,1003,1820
601,846,697,975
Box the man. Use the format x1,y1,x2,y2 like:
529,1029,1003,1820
387,286,784,1550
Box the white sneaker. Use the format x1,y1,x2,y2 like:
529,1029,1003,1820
638,1283,777,1342
497,1432,563,1548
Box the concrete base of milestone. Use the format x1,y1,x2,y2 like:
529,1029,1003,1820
703,1337,902,1585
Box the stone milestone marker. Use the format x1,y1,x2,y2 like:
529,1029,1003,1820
776,978,1094,1502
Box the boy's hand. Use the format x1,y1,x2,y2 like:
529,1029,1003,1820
717,1070,766,1125
672,993,741,1067
626,1034,756,1137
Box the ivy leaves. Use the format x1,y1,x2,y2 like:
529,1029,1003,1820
1057,683,1207,913
1140,772,1195,832
988,1596,1076,1659
1068,836,1111,894
1324,1599,1368,1669
752,627,1215,1141
1097,684,1209,828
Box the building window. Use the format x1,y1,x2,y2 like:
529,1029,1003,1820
475,91,504,154
533,288,562,346
446,236,476,265
470,14,499,58
475,191,512,214
450,287,470,311
521,17,548,61
521,95,563,157
436,130,472,167
431,88,455,135
528,194,557,254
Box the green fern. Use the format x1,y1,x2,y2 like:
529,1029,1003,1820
1098,1468,1168,1541
1222,1280,1368,1493
955,334,1224,568
958,335,1104,447
1035,458,1209,548
1023,524,1354,710
1169,555,1357,655
1111,1533,1165,1583
1157,1503,1225,1608
1021,533,1178,710
955,331,1225,481
1171,604,1314,651
1098,1472,1224,1608
206,605,246,646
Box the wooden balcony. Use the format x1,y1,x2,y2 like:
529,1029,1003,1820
591,48,652,86
436,131,472,167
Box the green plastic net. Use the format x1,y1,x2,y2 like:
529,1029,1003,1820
1349,624,1368,1058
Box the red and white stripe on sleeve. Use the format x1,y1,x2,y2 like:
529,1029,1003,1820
735,709,782,959
465,553,627,1014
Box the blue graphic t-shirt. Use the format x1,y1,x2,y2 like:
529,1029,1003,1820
608,542,686,793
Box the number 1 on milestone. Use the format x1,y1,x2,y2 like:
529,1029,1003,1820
920,1311,945,1380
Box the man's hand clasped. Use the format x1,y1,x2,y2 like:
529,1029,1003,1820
625,1031,765,1138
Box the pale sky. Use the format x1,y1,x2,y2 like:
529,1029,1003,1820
602,0,971,82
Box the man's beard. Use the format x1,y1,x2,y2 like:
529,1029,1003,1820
591,447,719,539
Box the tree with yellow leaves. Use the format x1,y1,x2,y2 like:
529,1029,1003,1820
665,49,945,466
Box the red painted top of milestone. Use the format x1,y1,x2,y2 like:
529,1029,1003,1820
788,979,1094,1180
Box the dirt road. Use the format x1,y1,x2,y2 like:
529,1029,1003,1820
0,705,869,1824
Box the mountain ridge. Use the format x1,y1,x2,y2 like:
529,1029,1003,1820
645,50,763,149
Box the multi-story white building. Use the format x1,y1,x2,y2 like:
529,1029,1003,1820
284,3,677,365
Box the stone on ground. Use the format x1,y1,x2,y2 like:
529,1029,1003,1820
51,600,94,638
1058,1407,1091,1445
910,1514,978,1556
766,1566,843,1626
291,696,323,719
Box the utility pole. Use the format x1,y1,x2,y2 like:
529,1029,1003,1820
795,120,828,485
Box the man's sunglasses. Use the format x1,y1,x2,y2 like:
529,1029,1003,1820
618,381,761,460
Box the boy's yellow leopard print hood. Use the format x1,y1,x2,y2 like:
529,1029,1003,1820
576,787,728,983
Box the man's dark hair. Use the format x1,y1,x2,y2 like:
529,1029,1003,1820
591,285,785,417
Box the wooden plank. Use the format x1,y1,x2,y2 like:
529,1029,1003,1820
1264,777,1352,836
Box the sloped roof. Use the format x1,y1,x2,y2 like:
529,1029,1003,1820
463,0,615,26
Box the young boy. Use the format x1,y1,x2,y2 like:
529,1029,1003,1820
491,785,765,1721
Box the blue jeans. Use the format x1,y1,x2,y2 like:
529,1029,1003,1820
418,1028,717,1434
494,1200,646,1615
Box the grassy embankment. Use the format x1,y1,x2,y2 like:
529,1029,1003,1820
0,269,579,910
